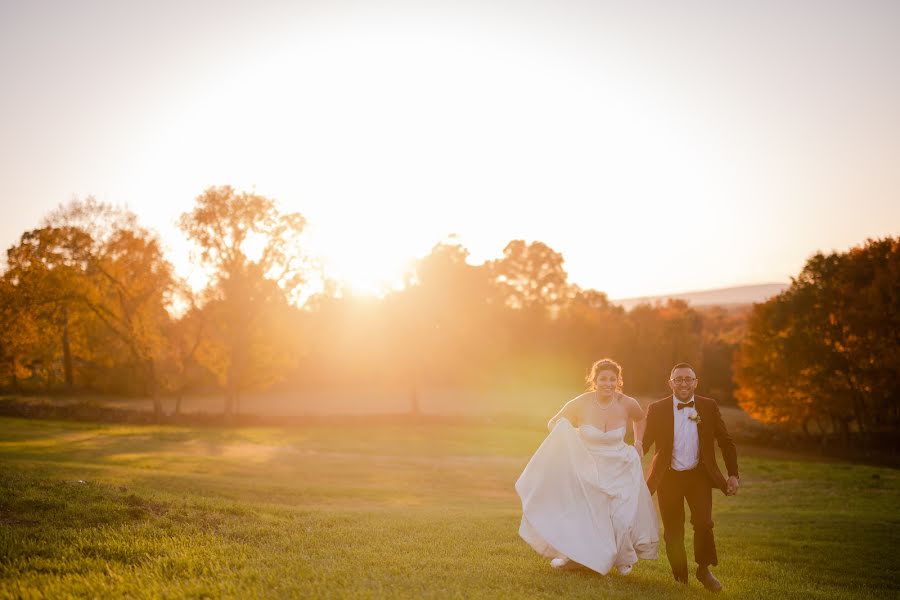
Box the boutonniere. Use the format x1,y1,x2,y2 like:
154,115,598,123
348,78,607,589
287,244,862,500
686,407,701,425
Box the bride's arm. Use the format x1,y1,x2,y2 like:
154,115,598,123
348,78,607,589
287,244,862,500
547,397,581,431
624,395,647,454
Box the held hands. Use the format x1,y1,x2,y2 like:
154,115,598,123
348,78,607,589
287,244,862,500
633,442,644,457
726,476,740,496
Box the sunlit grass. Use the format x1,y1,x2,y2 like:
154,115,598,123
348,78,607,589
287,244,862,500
1,416,898,598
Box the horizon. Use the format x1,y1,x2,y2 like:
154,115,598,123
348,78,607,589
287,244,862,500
608,281,787,302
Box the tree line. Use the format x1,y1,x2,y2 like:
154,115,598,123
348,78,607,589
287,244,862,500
0,186,746,418
2,186,896,452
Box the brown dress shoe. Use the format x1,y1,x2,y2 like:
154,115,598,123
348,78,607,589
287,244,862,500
696,568,722,593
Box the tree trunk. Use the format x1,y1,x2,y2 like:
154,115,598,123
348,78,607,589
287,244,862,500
61,304,74,391
827,414,841,453
815,414,829,453
224,372,237,422
147,359,162,423
838,417,851,450
409,382,420,416
801,417,811,440
224,391,235,422
9,356,19,392
224,339,244,423
849,388,872,454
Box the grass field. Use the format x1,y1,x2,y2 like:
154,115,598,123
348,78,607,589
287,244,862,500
1,416,898,599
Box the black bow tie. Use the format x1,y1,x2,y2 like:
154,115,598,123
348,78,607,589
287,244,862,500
677,400,695,410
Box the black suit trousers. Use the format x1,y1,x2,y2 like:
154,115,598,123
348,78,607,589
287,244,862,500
657,466,718,579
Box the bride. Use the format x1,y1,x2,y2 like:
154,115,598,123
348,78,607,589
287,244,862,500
515,358,659,575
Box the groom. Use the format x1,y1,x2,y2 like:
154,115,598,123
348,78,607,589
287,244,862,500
636,363,739,593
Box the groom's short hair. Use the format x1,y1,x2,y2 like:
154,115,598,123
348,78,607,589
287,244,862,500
670,362,696,376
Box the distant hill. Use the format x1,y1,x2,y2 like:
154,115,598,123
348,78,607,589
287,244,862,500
612,283,789,311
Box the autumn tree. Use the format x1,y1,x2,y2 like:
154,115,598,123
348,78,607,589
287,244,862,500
0,199,176,418
46,200,176,418
179,186,309,418
0,277,46,390
735,238,900,450
3,225,95,391
695,305,750,405
552,287,629,385
158,286,210,416
385,240,502,400
489,240,572,315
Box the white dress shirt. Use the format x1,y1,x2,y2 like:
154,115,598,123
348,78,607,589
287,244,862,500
671,395,700,471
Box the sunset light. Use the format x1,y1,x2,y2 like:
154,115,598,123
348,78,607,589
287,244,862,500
2,2,899,598
5,3,895,300
123,24,746,299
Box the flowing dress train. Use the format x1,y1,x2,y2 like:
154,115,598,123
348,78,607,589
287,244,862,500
515,419,659,574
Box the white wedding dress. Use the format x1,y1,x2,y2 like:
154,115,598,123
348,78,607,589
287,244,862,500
515,419,659,574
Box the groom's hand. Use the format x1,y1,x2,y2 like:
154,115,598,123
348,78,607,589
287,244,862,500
726,476,740,496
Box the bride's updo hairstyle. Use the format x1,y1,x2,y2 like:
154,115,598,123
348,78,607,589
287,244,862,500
585,358,624,392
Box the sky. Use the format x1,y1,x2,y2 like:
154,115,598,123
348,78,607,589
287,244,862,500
1,0,898,299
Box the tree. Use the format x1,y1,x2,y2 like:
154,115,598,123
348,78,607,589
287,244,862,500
179,186,309,418
0,277,45,390
488,240,572,315
385,240,502,400
45,199,176,419
1,199,177,417
694,306,750,405
160,289,209,416
3,225,95,391
735,237,900,451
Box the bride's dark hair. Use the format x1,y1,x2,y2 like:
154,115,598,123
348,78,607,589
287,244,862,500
585,358,624,392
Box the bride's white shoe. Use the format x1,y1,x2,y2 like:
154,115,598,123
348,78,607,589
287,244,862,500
550,557,570,569
616,564,633,576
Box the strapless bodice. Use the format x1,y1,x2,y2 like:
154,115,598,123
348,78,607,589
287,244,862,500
578,424,627,449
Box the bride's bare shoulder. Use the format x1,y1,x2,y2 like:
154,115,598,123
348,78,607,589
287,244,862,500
617,393,646,417
557,392,591,414
617,392,639,404
570,391,594,405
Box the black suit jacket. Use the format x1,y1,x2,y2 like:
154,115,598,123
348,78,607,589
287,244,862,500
642,394,739,495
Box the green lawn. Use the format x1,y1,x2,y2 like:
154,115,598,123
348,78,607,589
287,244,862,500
0,416,897,599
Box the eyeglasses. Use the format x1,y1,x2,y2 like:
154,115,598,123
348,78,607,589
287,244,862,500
670,377,697,385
